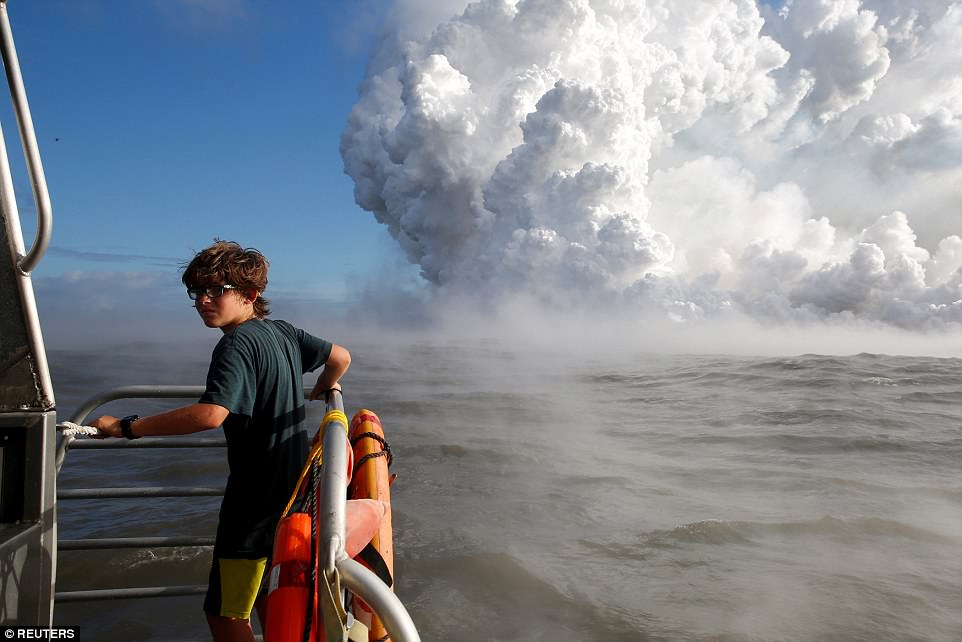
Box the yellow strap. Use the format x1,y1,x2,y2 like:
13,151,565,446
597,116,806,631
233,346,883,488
281,441,322,517
322,409,349,434
280,410,350,518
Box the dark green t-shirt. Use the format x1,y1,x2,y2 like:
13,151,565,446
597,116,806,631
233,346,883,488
200,318,332,557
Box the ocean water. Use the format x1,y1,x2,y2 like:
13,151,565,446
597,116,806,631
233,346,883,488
49,340,962,642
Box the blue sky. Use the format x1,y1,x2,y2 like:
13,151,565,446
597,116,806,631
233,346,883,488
4,0,399,310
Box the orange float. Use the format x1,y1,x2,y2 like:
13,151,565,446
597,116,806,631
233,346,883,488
347,410,394,642
265,511,318,642
266,411,393,642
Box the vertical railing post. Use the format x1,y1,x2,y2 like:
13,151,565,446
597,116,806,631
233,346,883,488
317,390,349,640
0,0,52,274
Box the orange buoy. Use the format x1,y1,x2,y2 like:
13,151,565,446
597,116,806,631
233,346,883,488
267,412,392,642
266,420,353,642
348,410,394,641
265,512,318,642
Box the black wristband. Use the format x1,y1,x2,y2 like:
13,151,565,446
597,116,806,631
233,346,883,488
120,414,140,439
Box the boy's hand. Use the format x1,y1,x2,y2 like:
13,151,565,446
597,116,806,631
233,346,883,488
90,415,122,438
308,381,341,401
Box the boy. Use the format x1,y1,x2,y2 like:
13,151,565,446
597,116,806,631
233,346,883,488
93,240,351,642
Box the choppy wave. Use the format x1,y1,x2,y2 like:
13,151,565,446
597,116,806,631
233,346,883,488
642,516,959,548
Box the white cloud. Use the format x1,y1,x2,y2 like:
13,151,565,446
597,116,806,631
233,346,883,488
341,0,962,332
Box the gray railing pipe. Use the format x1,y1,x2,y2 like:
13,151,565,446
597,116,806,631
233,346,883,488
0,6,55,410
339,557,421,642
59,536,214,551
0,0,52,274
66,437,226,449
318,389,348,575
56,385,207,472
317,390,349,642
66,385,207,425
316,391,420,642
55,586,207,603
58,487,222,499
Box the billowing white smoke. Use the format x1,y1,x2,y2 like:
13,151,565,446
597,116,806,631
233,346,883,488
340,0,962,329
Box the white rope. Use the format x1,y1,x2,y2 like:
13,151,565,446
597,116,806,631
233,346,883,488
57,422,102,438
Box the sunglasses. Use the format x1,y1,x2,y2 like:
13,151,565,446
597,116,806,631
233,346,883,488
187,284,240,300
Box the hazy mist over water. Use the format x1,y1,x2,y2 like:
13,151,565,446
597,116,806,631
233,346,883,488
50,338,962,641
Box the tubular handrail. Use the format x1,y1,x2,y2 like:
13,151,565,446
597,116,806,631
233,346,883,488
0,0,52,274
55,586,208,604
319,391,348,576
66,437,227,449
318,392,421,642
58,487,223,499
59,536,214,551
66,384,208,425
55,384,206,472
318,392,350,641
339,557,423,642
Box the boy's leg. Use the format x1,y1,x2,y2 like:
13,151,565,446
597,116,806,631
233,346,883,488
206,614,256,642
204,556,268,642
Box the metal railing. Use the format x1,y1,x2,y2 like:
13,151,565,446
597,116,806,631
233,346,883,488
316,394,421,642
0,0,53,275
55,385,216,604
0,0,54,411
55,385,209,473
55,385,420,641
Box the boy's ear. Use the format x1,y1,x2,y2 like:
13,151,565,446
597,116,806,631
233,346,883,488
246,289,259,302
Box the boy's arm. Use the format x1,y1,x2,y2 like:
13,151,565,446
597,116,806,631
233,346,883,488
308,343,351,400
91,402,229,439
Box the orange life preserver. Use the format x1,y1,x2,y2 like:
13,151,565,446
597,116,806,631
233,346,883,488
347,410,394,642
265,415,352,642
265,511,318,642
266,411,390,642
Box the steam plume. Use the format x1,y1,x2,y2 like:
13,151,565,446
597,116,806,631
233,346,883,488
341,0,962,329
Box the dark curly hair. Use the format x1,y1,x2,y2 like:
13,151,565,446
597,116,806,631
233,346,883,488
181,239,271,318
